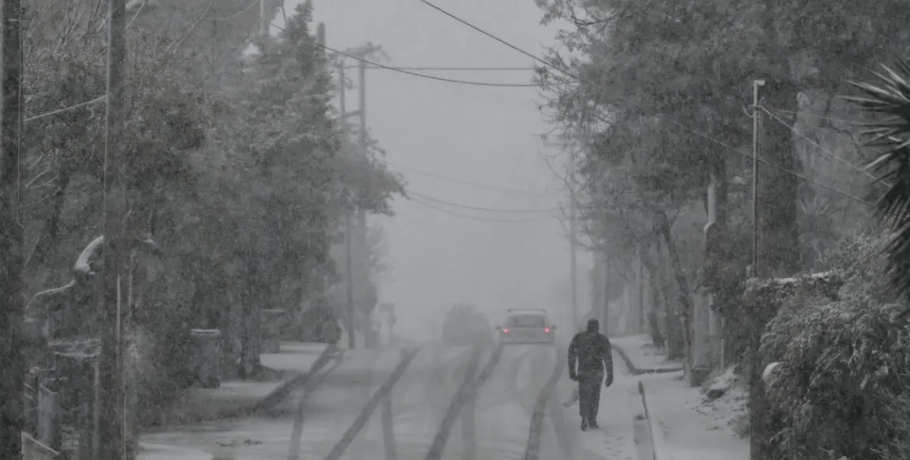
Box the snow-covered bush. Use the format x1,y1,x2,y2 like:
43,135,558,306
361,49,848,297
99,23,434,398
760,236,910,460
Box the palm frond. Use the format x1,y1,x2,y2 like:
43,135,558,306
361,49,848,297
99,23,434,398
843,58,910,301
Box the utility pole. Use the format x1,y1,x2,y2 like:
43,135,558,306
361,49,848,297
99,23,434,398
338,43,383,349
638,250,645,333
97,0,128,457
544,132,580,329
259,0,269,36
749,78,767,460
600,247,609,333
0,0,24,455
751,79,764,279
569,158,579,330
338,59,356,350
357,52,369,348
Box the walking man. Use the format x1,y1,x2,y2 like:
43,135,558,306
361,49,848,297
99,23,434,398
567,318,614,431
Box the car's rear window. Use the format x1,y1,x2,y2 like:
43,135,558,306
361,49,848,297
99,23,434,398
507,314,546,328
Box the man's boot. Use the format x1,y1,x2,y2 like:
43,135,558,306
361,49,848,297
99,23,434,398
580,418,588,431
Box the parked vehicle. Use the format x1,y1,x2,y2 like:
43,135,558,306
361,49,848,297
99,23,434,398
441,303,495,349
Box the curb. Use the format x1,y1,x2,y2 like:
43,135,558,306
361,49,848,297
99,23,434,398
638,380,668,460
613,343,684,376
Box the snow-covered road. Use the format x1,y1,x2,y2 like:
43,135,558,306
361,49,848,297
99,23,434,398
141,344,645,460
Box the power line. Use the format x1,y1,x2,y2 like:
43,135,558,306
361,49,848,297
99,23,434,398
23,18,539,124
24,96,106,123
328,52,538,87
761,106,885,186
381,158,548,196
407,189,559,213
408,195,551,223
205,0,259,21
347,65,535,71
254,16,537,87
416,0,874,207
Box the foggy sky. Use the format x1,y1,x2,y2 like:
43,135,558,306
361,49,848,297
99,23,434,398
280,0,593,338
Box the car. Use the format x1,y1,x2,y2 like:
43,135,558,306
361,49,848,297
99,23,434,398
495,309,557,345
442,303,495,349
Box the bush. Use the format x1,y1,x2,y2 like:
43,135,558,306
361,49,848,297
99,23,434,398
760,236,910,460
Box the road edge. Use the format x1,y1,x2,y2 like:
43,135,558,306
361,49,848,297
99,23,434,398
638,380,668,460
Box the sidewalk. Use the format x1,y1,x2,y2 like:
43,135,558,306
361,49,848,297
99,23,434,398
615,336,748,460
611,335,684,375
639,371,748,460
570,370,645,460
146,341,333,428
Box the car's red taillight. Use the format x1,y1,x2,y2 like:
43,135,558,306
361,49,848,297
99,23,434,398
544,327,550,333
503,328,509,334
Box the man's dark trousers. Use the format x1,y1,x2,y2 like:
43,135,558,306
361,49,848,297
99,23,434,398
578,371,603,423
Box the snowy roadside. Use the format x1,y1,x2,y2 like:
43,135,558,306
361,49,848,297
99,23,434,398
137,443,213,460
144,342,332,429
613,335,748,460
611,335,684,374
639,370,748,460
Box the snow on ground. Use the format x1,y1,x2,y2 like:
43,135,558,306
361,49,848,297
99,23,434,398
611,335,684,371
260,342,331,373
640,370,748,460
150,343,333,426
141,349,399,460
700,366,749,437
137,443,213,460
565,351,642,460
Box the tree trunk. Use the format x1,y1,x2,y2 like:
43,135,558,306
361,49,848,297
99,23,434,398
656,211,694,362
29,170,71,269
654,236,684,359
0,0,24,453
639,248,665,348
239,255,262,379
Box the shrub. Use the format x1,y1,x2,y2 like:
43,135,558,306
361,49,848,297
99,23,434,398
760,235,910,460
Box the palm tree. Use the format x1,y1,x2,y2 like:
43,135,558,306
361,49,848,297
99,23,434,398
845,59,910,300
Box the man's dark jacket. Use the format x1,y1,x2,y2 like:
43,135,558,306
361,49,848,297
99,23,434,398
568,319,613,380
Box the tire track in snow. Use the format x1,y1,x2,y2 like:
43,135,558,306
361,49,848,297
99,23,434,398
322,347,420,460
460,344,498,460
523,346,566,460
287,349,347,460
382,383,397,460
425,343,503,460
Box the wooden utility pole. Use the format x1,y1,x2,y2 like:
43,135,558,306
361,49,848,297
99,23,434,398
0,0,24,455
357,53,369,348
338,43,383,349
637,248,645,333
751,79,764,279
337,61,356,350
96,0,128,457
259,0,269,36
569,159,578,330
749,78,768,460
544,132,580,329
